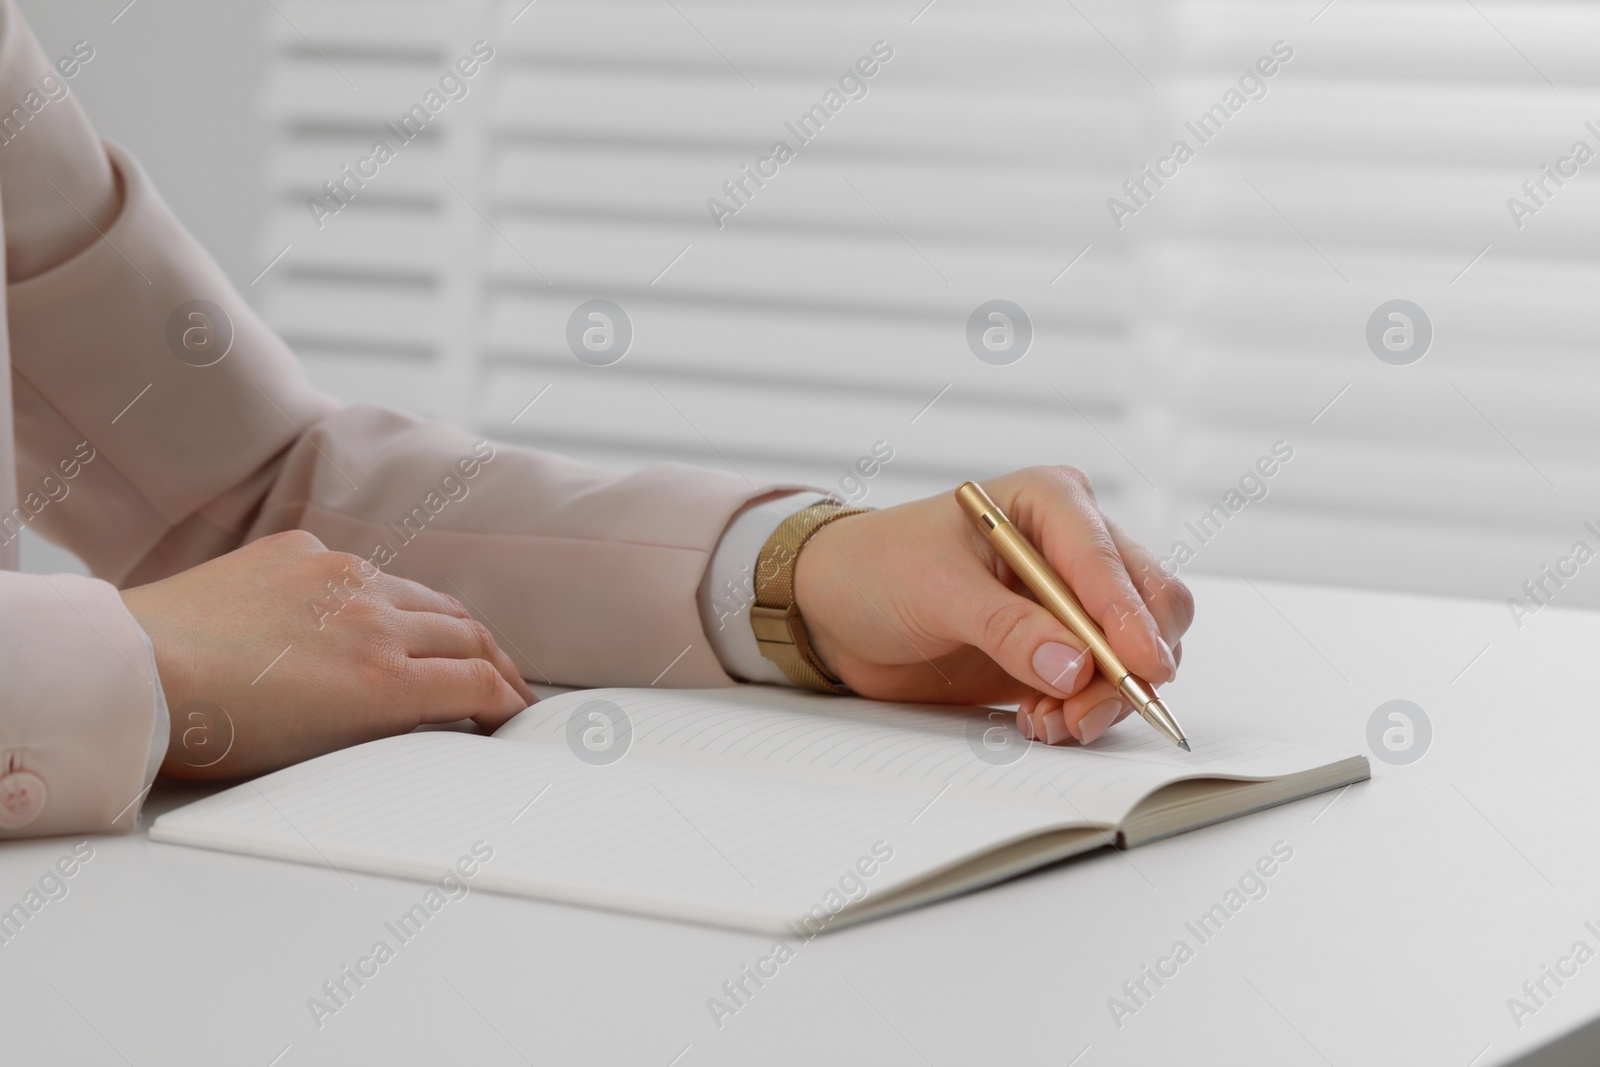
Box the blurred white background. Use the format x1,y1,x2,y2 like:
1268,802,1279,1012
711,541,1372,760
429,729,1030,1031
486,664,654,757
18,0,1600,622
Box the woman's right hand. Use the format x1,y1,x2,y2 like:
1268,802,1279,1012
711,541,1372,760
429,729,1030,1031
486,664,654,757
119,530,534,780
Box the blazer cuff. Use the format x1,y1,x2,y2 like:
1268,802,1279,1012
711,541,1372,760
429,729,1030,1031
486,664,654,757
698,491,827,684
0,573,162,837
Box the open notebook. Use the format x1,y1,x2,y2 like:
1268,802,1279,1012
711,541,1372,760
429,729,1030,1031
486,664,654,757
150,687,1369,934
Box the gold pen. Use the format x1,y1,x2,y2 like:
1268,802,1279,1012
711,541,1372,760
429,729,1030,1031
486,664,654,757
955,481,1190,751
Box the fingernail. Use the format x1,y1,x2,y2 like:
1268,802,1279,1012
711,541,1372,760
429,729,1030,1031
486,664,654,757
1078,699,1122,745
1032,642,1087,693
1042,709,1068,746
1155,639,1177,679
1017,711,1034,741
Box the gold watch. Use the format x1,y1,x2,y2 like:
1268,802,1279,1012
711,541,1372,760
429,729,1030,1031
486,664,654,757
751,502,871,693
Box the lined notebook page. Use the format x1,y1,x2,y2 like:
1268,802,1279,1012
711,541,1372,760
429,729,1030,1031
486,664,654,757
493,687,1350,826
149,733,1061,933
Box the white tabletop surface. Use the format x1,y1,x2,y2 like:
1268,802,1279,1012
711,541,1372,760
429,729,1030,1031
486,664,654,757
2,573,1597,1066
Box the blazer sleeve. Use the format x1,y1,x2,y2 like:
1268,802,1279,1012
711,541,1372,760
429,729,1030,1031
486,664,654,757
3,9,782,693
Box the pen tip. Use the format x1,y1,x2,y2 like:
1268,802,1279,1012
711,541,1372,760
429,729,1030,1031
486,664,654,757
1178,740,1191,752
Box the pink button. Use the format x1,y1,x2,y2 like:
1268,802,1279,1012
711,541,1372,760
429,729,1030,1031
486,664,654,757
0,771,46,828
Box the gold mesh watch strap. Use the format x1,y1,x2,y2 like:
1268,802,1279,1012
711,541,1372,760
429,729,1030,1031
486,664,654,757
751,502,871,693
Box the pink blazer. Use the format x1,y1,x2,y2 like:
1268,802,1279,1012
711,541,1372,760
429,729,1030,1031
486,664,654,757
0,3,763,839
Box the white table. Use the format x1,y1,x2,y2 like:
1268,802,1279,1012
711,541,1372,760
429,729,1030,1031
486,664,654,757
2,574,1597,1066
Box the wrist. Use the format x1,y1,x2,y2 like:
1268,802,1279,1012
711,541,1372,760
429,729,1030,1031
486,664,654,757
119,587,190,726
791,513,862,684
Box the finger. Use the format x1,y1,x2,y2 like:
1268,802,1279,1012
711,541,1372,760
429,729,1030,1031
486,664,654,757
1016,691,1048,741
255,528,327,555
1017,690,1046,720
1103,516,1196,650
401,613,535,706
1020,693,1074,746
1069,689,1126,745
405,657,529,731
376,573,472,618
937,568,1096,700
882,648,1033,707
1010,472,1175,685
1021,679,1128,747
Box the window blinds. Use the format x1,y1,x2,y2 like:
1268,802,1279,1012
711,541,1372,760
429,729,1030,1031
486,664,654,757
256,0,1600,610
